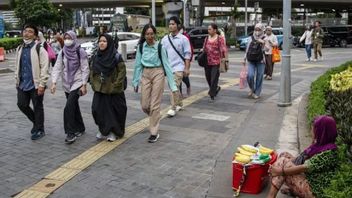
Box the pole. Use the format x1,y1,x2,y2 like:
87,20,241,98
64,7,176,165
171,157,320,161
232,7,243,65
183,0,187,26
278,0,292,107
245,0,248,36
152,0,156,25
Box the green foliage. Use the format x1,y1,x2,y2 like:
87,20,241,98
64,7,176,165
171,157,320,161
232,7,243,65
307,61,352,125
0,38,23,50
226,37,237,46
14,0,59,27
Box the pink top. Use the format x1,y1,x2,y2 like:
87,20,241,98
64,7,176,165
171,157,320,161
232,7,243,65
204,35,227,66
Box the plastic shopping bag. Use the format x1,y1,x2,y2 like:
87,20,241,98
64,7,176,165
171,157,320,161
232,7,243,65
239,65,248,89
272,47,281,63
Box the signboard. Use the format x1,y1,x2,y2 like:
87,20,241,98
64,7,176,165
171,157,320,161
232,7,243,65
192,0,199,6
110,14,127,32
0,15,4,38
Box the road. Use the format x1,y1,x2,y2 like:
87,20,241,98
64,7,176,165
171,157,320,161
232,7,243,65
0,47,351,198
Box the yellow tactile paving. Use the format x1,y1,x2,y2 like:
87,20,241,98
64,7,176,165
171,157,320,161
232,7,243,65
14,190,49,198
15,62,326,197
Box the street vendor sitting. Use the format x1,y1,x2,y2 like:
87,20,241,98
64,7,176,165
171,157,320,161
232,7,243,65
267,115,338,198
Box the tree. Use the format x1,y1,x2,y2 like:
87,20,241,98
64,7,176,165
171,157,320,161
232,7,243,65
229,1,242,39
14,0,59,28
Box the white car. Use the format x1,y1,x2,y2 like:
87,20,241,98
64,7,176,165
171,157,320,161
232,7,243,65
81,32,141,59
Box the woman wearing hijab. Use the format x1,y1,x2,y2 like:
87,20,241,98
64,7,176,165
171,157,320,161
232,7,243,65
37,31,56,66
202,23,227,103
132,23,177,143
90,33,127,142
50,31,89,144
267,115,338,198
243,23,266,99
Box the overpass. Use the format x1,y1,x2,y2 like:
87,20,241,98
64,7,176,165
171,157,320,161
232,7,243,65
1,0,352,9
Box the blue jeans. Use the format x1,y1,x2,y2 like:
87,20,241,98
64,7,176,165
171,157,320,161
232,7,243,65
247,62,265,96
305,44,312,59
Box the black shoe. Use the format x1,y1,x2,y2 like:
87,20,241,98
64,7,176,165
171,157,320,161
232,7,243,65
148,134,160,143
65,133,77,144
209,96,215,103
31,130,45,140
31,127,36,135
74,131,85,137
215,86,221,96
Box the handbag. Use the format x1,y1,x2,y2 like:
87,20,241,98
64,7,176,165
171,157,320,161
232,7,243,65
239,65,248,89
272,47,281,63
197,37,208,67
292,152,308,165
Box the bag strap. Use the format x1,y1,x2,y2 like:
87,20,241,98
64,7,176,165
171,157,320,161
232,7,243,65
167,35,186,62
157,42,166,76
202,37,208,53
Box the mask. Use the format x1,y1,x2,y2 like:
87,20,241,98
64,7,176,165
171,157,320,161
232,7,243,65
23,39,33,45
64,40,74,47
255,31,261,36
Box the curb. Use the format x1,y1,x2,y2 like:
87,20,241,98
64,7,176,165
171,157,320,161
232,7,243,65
6,49,16,54
297,93,312,152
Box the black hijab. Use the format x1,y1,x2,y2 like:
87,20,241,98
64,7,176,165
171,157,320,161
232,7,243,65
93,33,118,76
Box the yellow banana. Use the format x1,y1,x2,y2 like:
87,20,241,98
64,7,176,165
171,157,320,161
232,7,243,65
259,145,273,154
241,145,258,153
238,147,255,156
235,155,251,164
235,152,251,158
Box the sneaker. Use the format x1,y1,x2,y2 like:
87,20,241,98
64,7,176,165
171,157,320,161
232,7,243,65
175,105,183,112
74,131,85,137
208,96,215,103
107,133,117,142
252,94,260,99
248,90,253,97
31,130,45,140
148,134,160,143
167,109,176,117
306,58,311,62
96,132,105,140
31,127,36,135
267,76,272,80
313,59,317,62
65,133,77,144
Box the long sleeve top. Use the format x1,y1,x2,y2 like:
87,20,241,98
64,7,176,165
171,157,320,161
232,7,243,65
51,49,90,93
203,35,227,66
132,41,177,92
300,30,313,45
263,34,278,55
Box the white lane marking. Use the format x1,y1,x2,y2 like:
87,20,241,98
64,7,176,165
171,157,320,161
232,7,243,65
192,113,230,121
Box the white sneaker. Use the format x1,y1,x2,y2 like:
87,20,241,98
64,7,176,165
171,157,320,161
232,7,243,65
306,58,310,62
167,109,176,117
248,90,253,97
252,94,260,99
313,59,317,62
175,105,183,112
96,132,105,140
107,133,117,142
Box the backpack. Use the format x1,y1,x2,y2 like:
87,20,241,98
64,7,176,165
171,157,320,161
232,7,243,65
139,42,166,76
246,36,264,63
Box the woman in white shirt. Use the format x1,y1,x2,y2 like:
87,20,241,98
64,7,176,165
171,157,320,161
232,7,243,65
300,26,313,61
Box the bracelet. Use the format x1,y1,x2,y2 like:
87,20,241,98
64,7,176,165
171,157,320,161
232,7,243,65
282,167,286,176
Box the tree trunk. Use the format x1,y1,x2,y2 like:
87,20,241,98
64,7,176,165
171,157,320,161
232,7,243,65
195,0,205,26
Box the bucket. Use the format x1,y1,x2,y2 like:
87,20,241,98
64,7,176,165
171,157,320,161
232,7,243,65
0,47,4,62
232,152,277,194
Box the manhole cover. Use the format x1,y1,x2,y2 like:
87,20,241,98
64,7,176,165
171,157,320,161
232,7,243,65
0,68,13,74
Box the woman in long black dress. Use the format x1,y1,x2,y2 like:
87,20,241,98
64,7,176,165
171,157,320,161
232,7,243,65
90,33,127,142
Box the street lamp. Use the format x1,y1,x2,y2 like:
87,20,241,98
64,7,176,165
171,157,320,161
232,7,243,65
245,0,248,36
152,0,156,25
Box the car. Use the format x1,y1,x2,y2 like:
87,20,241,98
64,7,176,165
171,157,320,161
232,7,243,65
185,27,209,51
80,32,141,60
5,30,22,38
238,28,285,50
321,26,352,47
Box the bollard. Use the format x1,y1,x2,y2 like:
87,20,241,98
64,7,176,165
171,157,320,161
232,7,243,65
121,43,127,61
0,47,5,62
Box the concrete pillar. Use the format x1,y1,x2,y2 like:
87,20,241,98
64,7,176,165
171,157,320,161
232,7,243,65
195,0,204,26
121,43,127,61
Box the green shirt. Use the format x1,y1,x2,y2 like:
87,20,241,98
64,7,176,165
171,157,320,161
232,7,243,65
305,150,338,198
132,41,177,92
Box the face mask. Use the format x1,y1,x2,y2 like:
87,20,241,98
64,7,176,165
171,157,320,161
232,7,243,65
23,39,33,45
64,40,74,47
255,31,261,36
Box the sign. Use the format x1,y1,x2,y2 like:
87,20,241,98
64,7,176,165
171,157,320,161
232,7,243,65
192,0,199,6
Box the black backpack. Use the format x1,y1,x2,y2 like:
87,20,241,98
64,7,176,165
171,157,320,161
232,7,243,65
246,36,264,63
139,42,166,76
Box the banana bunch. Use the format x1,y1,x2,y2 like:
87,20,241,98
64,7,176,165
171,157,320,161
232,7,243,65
234,153,251,164
330,66,352,92
258,145,273,155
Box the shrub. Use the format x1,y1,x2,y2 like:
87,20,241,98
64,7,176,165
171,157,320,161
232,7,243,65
0,38,23,50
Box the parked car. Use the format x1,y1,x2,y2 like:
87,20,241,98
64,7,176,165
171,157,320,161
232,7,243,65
238,28,285,50
81,32,141,60
186,27,209,51
321,25,352,47
5,30,22,38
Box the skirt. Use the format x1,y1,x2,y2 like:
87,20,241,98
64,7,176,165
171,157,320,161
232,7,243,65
92,92,127,137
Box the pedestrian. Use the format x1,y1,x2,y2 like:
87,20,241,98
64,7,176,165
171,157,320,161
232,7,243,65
132,23,177,143
267,115,338,198
179,24,193,98
50,31,89,144
312,21,324,62
243,23,266,99
37,31,56,67
161,16,192,117
90,33,127,142
263,26,278,80
15,24,49,140
300,25,313,62
50,33,64,66
202,23,227,102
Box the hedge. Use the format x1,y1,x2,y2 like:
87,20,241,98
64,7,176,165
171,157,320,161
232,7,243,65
0,38,23,50
307,60,352,198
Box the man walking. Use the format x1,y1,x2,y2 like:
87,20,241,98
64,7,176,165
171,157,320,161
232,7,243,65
161,16,191,117
312,21,324,62
15,24,49,140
